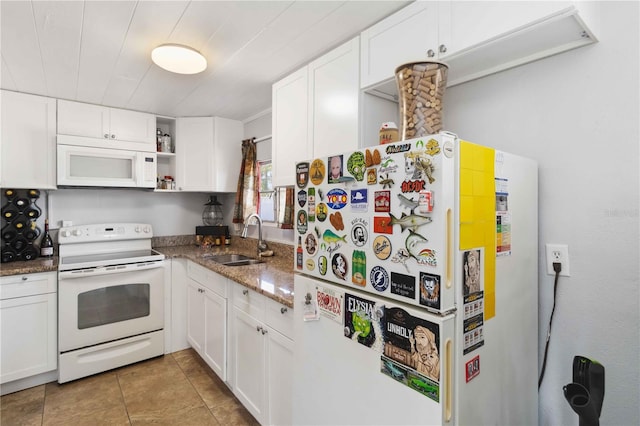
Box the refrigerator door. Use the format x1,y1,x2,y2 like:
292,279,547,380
293,275,456,425
294,134,457,314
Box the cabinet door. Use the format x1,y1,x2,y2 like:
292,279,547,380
272,66,309,187
186,279,205,354
309,37,360,158
232,307,266,423
212,117,243,192
266,327,293,426
1,292,57,384
360,1,439,88
439,1,571,58
109,107,156,147
203,288,227,381
1,91,57,189
57,99,108,139
176,117,214,191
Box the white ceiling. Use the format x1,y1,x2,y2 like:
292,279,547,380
0,0,409,121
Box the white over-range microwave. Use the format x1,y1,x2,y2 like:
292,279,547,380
57,136,157,188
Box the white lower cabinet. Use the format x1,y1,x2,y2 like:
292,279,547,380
186,261,228,381
0,272,57,385
229,283,293,425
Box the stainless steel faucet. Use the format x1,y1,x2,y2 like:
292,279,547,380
242,213,268,255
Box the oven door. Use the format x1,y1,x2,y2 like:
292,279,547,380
58,262,164,353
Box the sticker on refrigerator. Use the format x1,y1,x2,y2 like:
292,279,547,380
350,189,368,212
418,190,434,214
296,162,309,188
390,272,416,300
372,235,392,260
370,266,389,292
419,273,441,310
465,355,480,383
346,151,366,182
305,258,315,271
463,325,484,355
365,148,382,167
329,212,344,231
373,217,393,234
318,255,328,276
425,138,441,156
405,231,430,262
385,143,411,154
328,155,344,184
331,253,348,280
351,250,366,286
383,306,441,386
381,356,409,384
326,189,348,210
496,213,511,256
404,151,435,184
390,212,432,233
397,193,419,214
310,159,325,185
379,173,395,189
374,191,391,212
462,249,482,297
344,292,383,350
316,203,328,222
366,168,377,185
296,210,308,234
316,285,343,323
304,233,317,256
350,218,368,247
378,156,399,175
307,188,316,222
297,190,307,207
391,249,411,273
323,230,346,253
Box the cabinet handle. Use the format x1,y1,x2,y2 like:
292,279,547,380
280,307,288,314
261,328,267,335
104,134,109,138
21,276,28,281
427,49,435,58
439,44,447,54
243,289,248,295
111,134,116,139
256,325,262,332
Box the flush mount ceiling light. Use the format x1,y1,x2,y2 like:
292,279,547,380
151,44,207,74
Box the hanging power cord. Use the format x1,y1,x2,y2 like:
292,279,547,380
539,262,562,388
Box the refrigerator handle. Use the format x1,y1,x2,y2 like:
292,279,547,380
446,208,453,289
445,338,453,422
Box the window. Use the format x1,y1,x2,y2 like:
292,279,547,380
257,160,275,222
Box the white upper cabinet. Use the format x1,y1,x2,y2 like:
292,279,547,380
57,99,155,149
272,66,309,188
309,37,360,159
273,37,360,186
361,1,598,89
176,116,242,192
1,90,57,189
360,2,438,89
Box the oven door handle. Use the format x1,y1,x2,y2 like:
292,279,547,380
59,261,165,279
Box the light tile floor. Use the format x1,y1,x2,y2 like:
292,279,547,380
0,349,259,425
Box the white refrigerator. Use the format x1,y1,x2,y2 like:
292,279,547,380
292,133,538,425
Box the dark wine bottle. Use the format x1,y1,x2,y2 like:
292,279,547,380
23,204,41,219
14,197,30,211
1,246,16,263
11,236,28,252
40,219,54,257
13,216,28,231
24,222,41,241
21,244,39,261
2,205,19,222
1,224,17,241
3,188,17,200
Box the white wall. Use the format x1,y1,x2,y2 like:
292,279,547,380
444,3,639,425
49,189,214,237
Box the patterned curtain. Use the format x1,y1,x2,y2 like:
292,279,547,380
279,186,294,229
232,138,259,223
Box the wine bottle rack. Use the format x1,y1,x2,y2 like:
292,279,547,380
1,189,42,263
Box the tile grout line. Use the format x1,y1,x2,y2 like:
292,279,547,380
170,352,222,424
115,369,133,425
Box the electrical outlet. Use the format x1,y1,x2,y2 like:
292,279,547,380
545,244,570,276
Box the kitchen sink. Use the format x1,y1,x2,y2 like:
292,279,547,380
202,253,263,266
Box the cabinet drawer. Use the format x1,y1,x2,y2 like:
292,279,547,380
265,298,293,340
232,284,265,322
187,261,227,297
0,272,56,300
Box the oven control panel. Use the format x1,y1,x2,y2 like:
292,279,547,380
58,223,153,244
